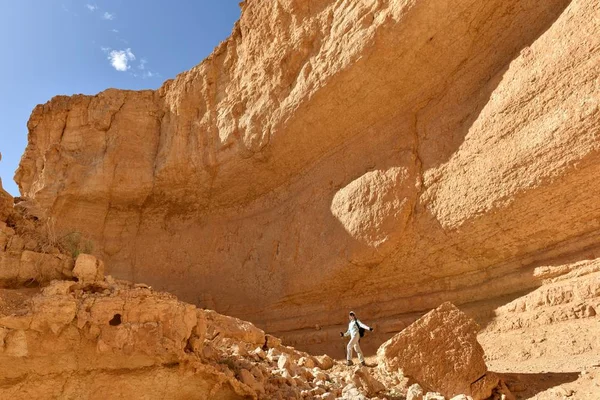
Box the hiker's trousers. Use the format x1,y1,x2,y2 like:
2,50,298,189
346,335,364,362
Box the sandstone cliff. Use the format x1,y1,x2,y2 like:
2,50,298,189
14,0,600,354
2,174,600,398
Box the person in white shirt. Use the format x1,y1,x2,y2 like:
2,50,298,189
340,311,373,366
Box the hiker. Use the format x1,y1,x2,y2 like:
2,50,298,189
340,311,373,366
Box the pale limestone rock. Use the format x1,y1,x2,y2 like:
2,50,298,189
267,347,281,362
424,393,445,400
407,383,425,400
278,354,292,374
319,393,336,400
341,384,368,400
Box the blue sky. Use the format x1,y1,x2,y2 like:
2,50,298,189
0,1,240,196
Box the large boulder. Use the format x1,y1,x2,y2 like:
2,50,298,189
377,302,498,399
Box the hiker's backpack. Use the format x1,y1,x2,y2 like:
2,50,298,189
355,321,366,338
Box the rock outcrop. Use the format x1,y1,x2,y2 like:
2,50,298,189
13,0,600,355
0,157,12,222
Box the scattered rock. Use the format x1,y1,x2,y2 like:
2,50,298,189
316,354,335,370
278,354,292,372
407,383,425,400
424,393,445,400
298,356,316,368
352,366,385,397
341,384,368,400
239,368,264,394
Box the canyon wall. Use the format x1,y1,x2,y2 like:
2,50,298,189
14,0,600,352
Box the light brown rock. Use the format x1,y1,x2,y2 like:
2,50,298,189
0,182,11,222
378,302,497,399
316,354,334,370
352,366,386,397
73,254,104,284
239,368,264,395
11,0,600,359
203,309,265,346
0,250,73,286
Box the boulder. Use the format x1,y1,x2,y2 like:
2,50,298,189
73,254,105,284
377,302,498,399
316,354,335,370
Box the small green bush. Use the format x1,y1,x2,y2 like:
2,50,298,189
60,231,94,259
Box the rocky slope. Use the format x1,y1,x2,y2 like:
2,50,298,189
14,0,600,356
0,186,506,400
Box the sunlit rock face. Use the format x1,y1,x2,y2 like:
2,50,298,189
15,0,600,353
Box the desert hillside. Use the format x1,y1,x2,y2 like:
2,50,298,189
3,0,600,398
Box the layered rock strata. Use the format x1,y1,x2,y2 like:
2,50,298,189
14,0,600,352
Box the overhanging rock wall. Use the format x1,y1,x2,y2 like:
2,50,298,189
15,0,600,352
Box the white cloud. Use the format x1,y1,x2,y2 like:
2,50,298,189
138,58,147,70
101,46,111,53
86,4,97,11
112,29,119,33
102,12,115,20
107,48,135,71
133,68,160,79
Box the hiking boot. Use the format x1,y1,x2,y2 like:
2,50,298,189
346,360,353,366
360,361,367,366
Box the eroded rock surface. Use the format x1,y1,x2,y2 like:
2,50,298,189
13,0,600,355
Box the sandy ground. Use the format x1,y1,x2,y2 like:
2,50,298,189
479,316,600,399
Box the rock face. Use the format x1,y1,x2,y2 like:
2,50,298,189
13,0,600,352
0,160,12,222
378,302,497,399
